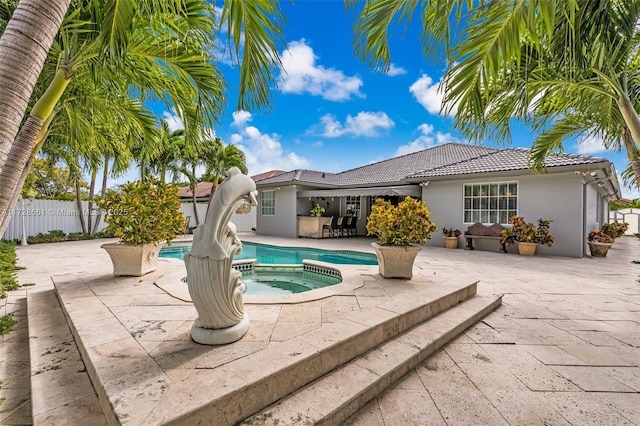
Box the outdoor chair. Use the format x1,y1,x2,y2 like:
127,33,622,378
322,216,340,238
348,216,358,237
182,215,191,237
340,216,351,237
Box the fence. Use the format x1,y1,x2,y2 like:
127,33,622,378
609,208,639,235
2,199,257,241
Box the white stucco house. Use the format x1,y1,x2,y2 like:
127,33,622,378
254,143,621,257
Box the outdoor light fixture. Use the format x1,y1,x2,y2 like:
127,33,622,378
419,181,430,187
590,171,597,177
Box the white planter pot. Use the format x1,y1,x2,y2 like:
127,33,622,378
371,242,421,279
101,242,161,276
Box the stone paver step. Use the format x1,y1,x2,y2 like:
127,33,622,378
241,295,502,425
26,290,107,425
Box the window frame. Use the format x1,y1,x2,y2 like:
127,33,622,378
261,190,275,216
345,195,362,219
462,181,518,225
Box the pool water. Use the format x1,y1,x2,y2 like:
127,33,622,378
160,241,378,265
242,267,341,295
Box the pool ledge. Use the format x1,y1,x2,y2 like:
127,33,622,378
154,258,372,304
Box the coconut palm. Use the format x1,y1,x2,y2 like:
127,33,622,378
348,0,640,189
0,0,287,236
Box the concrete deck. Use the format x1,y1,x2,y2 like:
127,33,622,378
1,234,639,425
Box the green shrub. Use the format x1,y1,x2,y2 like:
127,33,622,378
366,197,438,246
65,232,93,241
0,315,17,335
601,222,629,239
97,180,184,245
0,241,19,299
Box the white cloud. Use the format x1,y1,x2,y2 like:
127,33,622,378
279,39,364,101
409,74,456,116
231,110,253,128
162,109,184,131
576,134,607,155
386,64,407,76
394,123,460,156
230,120,310,175
316,111,395,138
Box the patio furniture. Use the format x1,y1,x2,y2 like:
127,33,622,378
322,216,340,238
339,216,351,237
464,222,506,252
348,216,358,237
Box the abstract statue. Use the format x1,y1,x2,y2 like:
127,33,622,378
184,167,257,345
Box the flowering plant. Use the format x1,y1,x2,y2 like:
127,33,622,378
587,230,614,243
366,197,438,246
500,216,554,247
601,222,629,239
442,227,462,237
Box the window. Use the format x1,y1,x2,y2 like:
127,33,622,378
345,196,361,218
463,182,517,224
261,191,275,216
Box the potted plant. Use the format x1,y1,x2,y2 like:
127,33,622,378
310,204,325,217
366,196,438,278
97,179,184,276
587,229,614,257
442,227,462,249
601,222,629,242
500,216,554,256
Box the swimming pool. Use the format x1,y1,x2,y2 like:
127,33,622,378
160,241,378,265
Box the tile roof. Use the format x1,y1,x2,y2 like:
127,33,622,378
256,143,609,186
408,147,608,178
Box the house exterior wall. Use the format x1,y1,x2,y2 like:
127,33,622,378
423,172,586,257
256,186,298,238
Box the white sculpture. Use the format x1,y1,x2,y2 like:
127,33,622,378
184,167,257,345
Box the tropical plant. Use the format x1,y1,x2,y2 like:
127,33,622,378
442,227,462,238
0,0,287,237
310,204,325,216
347,0,640,190
96,179,184,246
0,241,19,299
501,216,554,247
601,222,630,239
588,230,614,244
200,138,248,187
366,196,438,246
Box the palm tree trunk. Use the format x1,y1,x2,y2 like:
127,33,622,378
0,0,70,237
75,178,86,234
92,158,109,236
87,168,97,235
617,95,640,187
0,0,69,167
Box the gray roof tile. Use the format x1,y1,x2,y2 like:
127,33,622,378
256,143,609,186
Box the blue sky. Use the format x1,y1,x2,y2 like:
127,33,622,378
120,0,639,199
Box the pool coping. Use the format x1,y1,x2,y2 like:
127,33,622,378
155,258,374,304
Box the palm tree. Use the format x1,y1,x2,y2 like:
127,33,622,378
0,0,287,237
201,138,248,187
348,0,640,189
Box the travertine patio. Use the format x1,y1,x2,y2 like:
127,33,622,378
1,234,639,425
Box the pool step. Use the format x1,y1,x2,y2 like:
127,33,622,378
240,294,502,425
143,281,500,425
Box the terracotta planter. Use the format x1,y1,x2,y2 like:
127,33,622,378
443,236,459,249
516,241,537,256
371,242,421,279
101,242,161,276
588,241,612,257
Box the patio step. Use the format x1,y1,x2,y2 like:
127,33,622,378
240,294,502,425
144,280,496,425
26,290,107,425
